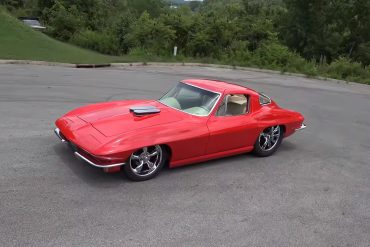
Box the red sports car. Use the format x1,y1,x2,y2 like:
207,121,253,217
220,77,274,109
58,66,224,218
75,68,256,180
55,79,306,181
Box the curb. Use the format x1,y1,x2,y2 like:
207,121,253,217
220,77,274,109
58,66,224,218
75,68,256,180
0,59,354,85
0,59,111,68
0,59,75,68
75,63,111,68
104,62,353,85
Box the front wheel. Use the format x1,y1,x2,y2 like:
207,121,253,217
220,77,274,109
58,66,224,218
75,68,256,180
122,145,167,181
253,125,283,157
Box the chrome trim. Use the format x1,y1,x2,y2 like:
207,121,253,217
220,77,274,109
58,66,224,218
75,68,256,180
130,105,161,115
55,128,125,168
74,152,126,168
183,81,222,95
54,128,67,143
158,81,222,117
295,123,307,131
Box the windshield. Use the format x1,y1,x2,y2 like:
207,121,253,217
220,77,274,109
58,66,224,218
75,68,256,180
159,82,220,116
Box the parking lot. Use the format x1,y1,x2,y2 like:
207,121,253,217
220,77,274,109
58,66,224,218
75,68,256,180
1,64,369,246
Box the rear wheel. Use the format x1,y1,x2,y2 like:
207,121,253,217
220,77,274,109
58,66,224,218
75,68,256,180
253,125,283,157
123,145,167,181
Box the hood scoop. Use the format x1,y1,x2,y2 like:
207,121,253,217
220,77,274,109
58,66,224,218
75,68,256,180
129,105,161,116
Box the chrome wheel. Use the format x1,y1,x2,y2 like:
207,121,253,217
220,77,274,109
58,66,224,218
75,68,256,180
258,126,281,151
129,145,162,177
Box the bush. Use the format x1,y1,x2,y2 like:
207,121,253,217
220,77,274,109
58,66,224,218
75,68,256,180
114,13,136,54
252,41,317,75
224,40,253,66
43,1,83,41
323,57,369,82
126,11,175,56
70,30,119,55
128,47,153,59
186,30,213,57
354,42,370,66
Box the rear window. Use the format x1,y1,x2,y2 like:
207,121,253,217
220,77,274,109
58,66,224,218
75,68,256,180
259,93,271,105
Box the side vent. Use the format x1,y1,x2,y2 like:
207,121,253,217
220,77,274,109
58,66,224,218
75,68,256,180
129,105,161,116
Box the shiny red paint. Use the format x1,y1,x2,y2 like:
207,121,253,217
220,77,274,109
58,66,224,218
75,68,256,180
55,79,304,171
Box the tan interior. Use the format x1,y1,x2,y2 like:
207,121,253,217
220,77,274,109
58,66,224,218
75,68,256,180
228,95,247,105
226,95,247,115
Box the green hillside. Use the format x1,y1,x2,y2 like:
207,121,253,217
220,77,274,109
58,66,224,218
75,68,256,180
0,8,116,64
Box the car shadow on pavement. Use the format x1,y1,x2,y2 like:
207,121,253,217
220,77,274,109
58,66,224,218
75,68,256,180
53,141,298,184
160,141,298,177
161,153,253,175
278,141,298,152
53,144,128,186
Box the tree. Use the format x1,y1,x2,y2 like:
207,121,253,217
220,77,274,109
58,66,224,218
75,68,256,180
345,0,370,65
159,6,193,54
44,1,83,41
127,11,175,55
280,0,343,62
126,0,165,17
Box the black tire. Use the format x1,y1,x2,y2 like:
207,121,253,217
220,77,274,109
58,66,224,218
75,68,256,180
122,145,167,181
253,125,283,157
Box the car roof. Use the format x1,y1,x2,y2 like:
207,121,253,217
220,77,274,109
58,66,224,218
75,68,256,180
182,79,258,95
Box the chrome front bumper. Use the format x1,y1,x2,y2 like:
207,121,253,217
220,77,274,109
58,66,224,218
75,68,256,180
73,152,125,168
54,128,67,142
295,123,307,131
54,128,125,169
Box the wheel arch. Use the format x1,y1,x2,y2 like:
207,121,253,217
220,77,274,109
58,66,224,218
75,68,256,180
160,144,172,167
280,124,286,135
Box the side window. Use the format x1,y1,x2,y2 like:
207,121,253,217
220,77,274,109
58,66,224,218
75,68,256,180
259,93,271,105
216,94,248,116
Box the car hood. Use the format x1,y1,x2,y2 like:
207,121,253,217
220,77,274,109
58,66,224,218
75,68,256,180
77,100,183,137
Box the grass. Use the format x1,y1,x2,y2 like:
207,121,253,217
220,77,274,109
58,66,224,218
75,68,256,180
0,8,126,64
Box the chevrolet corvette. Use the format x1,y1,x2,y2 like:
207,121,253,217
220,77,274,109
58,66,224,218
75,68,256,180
54,79,306,181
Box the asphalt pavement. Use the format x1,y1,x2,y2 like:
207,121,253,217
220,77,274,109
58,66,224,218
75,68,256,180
0,64,369,247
